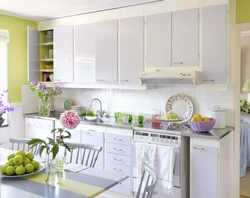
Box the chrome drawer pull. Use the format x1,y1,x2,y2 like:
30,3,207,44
114,148,122,151
88,129,96,131
194,147,204,150
203,79,214,82
121,80,128,82
174,62,183,64
114,138,122,141
82,131,90,134
114,158,122,161
114,168,122,171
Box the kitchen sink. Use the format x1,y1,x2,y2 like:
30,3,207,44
81,116,112,123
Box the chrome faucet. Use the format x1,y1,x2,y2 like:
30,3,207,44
90,98,106,118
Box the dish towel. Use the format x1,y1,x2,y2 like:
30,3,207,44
64,163,89,173
134,142,157,189
155,145,175,195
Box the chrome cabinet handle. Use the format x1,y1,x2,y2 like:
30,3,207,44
114,168,122,171
114,138,122,141
96,79,103,81
203,79,214,82
114,158,122,161
82,131,90,134
121,80,128,82
194,147,204,150
88,129,96,131
114,148,122,151
174,62,183,64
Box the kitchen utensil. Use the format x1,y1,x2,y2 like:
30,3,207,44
207,105,226,128
152,109,163,123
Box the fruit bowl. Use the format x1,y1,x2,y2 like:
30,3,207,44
188,118,216,132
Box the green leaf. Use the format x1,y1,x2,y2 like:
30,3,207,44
27,138,44,145
51,144,59,159
62,142,71,152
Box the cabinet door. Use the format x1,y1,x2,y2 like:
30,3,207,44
146,12,171,68
81,128,104,169
95,20,118,83
172,8,199,66
74,23,96,83
191,144,218,198
54,26,74,82
120,16,143,83
202,4,227,84
27,27,39,82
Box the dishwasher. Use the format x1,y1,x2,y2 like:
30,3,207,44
25,117,55,142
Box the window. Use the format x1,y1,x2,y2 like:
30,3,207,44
0,29,9,92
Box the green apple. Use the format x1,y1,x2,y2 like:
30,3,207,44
15,165,25,175
23,158,31,166
7,158,14,166
26,152,34,161
7,153,15,160
31,160,39,170
13,155,23,165
6,166,15,176
25,164,34,173
1,164,9,174
15,150,26,158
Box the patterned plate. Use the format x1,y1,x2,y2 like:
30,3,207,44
165,93,193,123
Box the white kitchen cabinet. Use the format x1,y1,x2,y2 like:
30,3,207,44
172,8,199,66
27,27,39,82
95,20,118,83
190,131,233,198
54,26,74,82
146,12,171,68
105,128,132,195
80,124,105,170
202,4,227,84
120,16,144,84
74,23,96,83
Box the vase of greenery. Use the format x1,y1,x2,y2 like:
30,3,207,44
29,81,62,117
27,110,81,185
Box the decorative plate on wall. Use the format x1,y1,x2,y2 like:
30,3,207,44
165,93,194,123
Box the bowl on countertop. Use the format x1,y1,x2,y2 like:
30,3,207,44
188,118,216,132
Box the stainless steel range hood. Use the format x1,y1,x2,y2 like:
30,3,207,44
139,71,200,86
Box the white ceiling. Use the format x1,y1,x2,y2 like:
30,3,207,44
0,0,163,22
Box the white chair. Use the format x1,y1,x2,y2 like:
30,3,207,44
136,162,158,198
9,138,40,155
63,142,102,168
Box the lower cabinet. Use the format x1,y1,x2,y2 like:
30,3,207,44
80,124,105,170
190,131,233,198
105,128,133,195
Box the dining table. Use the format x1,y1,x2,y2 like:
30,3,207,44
0,148,129,198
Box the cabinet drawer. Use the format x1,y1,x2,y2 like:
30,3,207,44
81,130,104,147
106,143,131,156
111,177,131,195
106,133,131,146
106,162,131,177
106,153,131,166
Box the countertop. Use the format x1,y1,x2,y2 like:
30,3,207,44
24,113,234,140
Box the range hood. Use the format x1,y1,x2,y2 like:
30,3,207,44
139,71,200,86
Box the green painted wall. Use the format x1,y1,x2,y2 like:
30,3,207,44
0,15,37,103
237,0,250,24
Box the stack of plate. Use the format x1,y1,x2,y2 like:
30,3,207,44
54,98,72,112
71,105,84,116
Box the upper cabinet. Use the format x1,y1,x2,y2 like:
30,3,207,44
74,23,96,83
54,26,74,82
202,4,227,84
120,16,144,84
95,20,118,83
146,13,171,68
172,8,199,66
74,20,118,83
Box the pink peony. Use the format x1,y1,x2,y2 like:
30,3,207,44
60,110,81,130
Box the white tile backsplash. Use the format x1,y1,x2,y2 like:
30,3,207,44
57,86,235,125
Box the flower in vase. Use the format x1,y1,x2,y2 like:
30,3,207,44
29,81,62,116
27,110,81,182
0,90,14,125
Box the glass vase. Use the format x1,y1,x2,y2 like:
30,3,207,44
39,98,51,117
45,153,58,186
55,146,66,172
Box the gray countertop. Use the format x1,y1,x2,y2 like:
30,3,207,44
24,113,234,140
